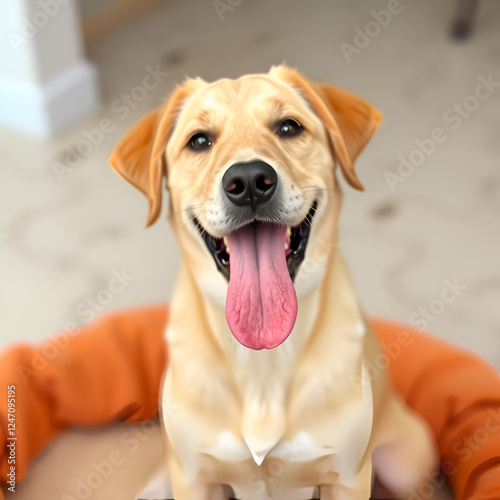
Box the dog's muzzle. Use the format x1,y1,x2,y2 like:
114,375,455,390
193,160,318,350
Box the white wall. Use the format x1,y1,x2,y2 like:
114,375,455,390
0,0,100,137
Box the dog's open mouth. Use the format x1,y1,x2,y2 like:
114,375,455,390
193,202,317,350
196,201,317,283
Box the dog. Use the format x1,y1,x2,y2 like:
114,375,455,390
110,66,438,500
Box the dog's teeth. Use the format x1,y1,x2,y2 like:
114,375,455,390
284,241,290,250
286,226,291,238
223,236,230,254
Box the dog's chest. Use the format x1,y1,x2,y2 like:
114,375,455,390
204,429,331,464
164,304,374,496
174,371,373,497
199,432,331,500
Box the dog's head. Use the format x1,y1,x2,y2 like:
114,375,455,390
109,66,381,350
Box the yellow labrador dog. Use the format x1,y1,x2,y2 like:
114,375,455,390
110,66,437,500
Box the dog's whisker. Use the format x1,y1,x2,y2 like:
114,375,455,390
302,194,318,203
300,186,335,195
185,209,208,231
171,203,204,218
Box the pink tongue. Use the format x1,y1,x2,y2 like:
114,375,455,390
225,223,298,350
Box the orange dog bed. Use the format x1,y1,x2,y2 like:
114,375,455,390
1,305,499,499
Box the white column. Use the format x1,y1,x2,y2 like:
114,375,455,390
0,0,100,137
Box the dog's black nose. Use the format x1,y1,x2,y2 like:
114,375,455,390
222,161,277,209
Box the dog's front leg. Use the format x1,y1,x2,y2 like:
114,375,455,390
167,455,207,500
320,457,372,500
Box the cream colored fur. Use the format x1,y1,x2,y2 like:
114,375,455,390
110,66,438,500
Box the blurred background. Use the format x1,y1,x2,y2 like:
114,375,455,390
0,0,499,497
1,0,499,366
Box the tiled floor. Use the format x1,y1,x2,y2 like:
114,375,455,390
0,1,499,496
1,0,499,366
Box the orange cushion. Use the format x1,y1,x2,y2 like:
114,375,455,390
1,306,499,499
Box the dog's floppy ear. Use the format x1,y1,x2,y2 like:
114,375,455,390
272,67,382,190
109,85,193,226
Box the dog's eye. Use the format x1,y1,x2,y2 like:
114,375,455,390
277,119,303,138
188,133,212,151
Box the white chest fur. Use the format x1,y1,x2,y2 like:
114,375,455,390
162,359,374,498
